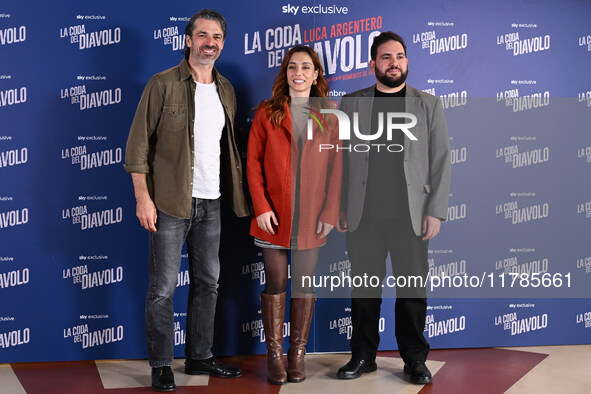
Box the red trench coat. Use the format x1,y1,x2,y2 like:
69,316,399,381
247,103,342,250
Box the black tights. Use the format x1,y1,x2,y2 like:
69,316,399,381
262,248,320,295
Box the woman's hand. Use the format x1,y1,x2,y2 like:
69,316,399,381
316,221,334,238
257,211,279,235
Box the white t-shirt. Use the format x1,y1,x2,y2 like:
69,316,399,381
192,81,224,199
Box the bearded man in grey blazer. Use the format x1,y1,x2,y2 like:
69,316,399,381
335,32,451,385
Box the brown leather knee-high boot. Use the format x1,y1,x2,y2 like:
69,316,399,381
287,293,315,383
261,292,287,385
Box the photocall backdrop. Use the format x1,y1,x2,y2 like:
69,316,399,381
1,0,590,362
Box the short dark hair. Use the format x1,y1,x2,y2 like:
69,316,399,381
183,9,227,58
370,31,407,60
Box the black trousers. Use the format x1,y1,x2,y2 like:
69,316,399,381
346,216,429,364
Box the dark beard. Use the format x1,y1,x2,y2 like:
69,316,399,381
375,66,407,88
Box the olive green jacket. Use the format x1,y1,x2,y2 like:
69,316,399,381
124,58,249,218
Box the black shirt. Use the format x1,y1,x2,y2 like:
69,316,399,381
362,86,410,220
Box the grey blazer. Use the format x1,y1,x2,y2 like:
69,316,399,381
340,84,451,235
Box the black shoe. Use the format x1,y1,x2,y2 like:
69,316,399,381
185,357,242,378
336,358,377,379
151,366,176,392
403,361,432,384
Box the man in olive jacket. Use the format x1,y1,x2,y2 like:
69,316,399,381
124,9,248,392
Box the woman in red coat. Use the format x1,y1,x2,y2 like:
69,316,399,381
247,46,341,385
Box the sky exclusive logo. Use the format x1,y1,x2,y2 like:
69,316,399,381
309,109,417,152
282,3,349,15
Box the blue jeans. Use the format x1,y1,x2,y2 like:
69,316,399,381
146,198,221,367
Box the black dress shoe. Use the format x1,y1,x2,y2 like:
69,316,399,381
151,366,176,392
185,356,242,378
336,358,377,379
403,361,432,384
